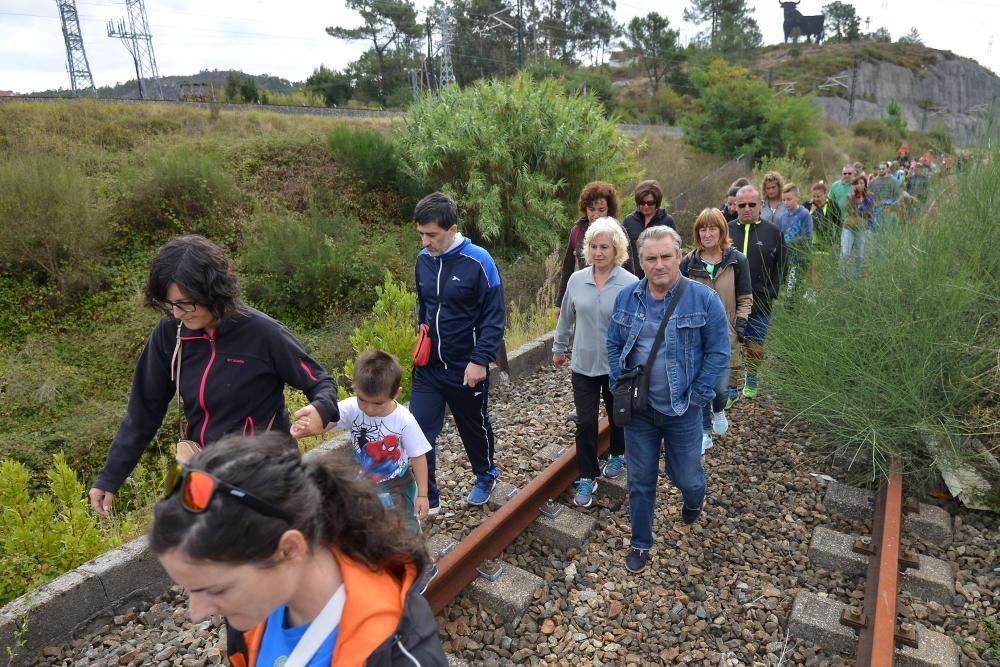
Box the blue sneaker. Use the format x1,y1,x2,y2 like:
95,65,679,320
701,431,713,453
418,563,438,595
574,478,598,507
602,455,625,478
743,373,758,400
725,387,740,410
467,473,497,506
712,410,729,435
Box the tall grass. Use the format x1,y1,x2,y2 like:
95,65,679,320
766,156,999,495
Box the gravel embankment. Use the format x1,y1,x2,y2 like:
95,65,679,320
27,366,1000,666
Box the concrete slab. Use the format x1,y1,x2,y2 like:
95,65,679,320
3,569,109,659
900,554,955,605
531,503,596,550
425,533,460,561
486,480,520,511
538,443,567,462
807,526,868,576
77,535,169,604
823,481,873,522
897,624,960,667
466,561,544,626
786,591,857,656
903,502,952,545
600,469,628,500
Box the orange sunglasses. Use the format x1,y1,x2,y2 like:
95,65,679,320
163,462,291,522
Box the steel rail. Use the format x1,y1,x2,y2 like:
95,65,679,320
424,418,610,613
856,460,905,665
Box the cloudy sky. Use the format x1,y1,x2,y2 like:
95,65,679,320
1,0,996,94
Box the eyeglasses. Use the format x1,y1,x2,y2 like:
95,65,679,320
736,202,759,209
163,462,292,522
638,200,657,207
154,298,198,314
841,172,853,176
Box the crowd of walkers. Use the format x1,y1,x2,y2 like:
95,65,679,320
84,154,935,661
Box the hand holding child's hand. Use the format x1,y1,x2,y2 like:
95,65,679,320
290,404,323,439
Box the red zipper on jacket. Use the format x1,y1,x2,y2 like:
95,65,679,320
198,333,217,444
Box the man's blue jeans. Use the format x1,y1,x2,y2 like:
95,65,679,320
625,404,705,550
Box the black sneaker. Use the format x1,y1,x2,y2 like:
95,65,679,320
625,547,650,573
682,500,705,525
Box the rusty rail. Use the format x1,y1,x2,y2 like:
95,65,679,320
845,460,912,665
424,418,610,613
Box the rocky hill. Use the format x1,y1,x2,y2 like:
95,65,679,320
760,42,1000,146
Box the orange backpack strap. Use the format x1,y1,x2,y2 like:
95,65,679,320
226,621,266,667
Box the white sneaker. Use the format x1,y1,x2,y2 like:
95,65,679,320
712,410,729,435
701,431,713,453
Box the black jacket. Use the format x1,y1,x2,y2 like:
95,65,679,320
557,216,590,305
727,219,787,318
622,208,677,279
808,198,843,248
95,307,339,492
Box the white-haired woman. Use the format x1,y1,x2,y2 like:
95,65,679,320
553,217,638,508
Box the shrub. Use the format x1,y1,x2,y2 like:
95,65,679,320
680,58,822,162
326,125,401,189
0,454,135,606
121,146,239,243
766,152,1000,492
239,209,382,325
0,154,106,294
398,72,639,255
752,152,811,193
339,273,418,402
852,117,902,145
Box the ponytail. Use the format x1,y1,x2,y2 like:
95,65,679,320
151,433,427,573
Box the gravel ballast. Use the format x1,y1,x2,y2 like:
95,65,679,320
24,365,1000,666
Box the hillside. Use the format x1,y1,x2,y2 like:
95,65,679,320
28,69,294,101
758,42,1000,145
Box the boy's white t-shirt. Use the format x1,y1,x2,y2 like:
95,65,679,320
333,397,431,482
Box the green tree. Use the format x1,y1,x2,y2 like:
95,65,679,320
623,12,685,92
522,0,619,65
680,58,820,160
326,0,420,103
305,65,354,106
822,1,861,43
398,73,638,253
445,0,520,84
869,26,892,42
684,0,761,56
222,74,260,103
898,27,923,45
883,101,909,136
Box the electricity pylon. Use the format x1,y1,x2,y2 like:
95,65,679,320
55,0,96,95
107,0,163,100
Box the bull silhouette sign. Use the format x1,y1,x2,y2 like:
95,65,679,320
780,1,825,44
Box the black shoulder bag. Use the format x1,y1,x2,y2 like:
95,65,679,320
612,278,688,426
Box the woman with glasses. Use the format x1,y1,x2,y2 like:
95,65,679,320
557,181,620,311
623,180,676,279
153,433,447,666
88,235,339,517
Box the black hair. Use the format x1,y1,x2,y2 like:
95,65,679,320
150,433,427,572
145,235,245,323
413,192,458,230
353,350,403,398
726,186,740,198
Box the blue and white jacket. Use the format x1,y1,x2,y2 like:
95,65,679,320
415,235,505,370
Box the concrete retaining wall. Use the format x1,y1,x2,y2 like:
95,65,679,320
0,330,556,663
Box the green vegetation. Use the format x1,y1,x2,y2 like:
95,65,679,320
0,454,139,606
681,59,821,160
766,154,1000,494
399,73,639,254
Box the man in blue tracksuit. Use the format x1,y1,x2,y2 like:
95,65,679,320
410,192,506,511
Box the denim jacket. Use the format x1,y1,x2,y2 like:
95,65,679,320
606,277,730,415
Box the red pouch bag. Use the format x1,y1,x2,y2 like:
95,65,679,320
413,323,431,367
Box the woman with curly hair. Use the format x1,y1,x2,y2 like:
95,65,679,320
759,171,786,230
556,181,620,310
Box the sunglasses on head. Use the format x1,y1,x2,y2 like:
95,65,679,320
163,462,292,522
736,202,759,209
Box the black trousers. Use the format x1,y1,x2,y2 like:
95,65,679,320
571,371,625,479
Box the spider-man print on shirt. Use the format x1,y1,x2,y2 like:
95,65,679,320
351,419,405,481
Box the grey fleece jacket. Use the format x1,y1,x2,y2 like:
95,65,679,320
553,265,638,377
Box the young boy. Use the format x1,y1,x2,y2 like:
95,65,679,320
328,351,430,532
780,183,814,295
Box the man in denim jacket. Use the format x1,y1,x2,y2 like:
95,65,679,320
607,226,730,574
